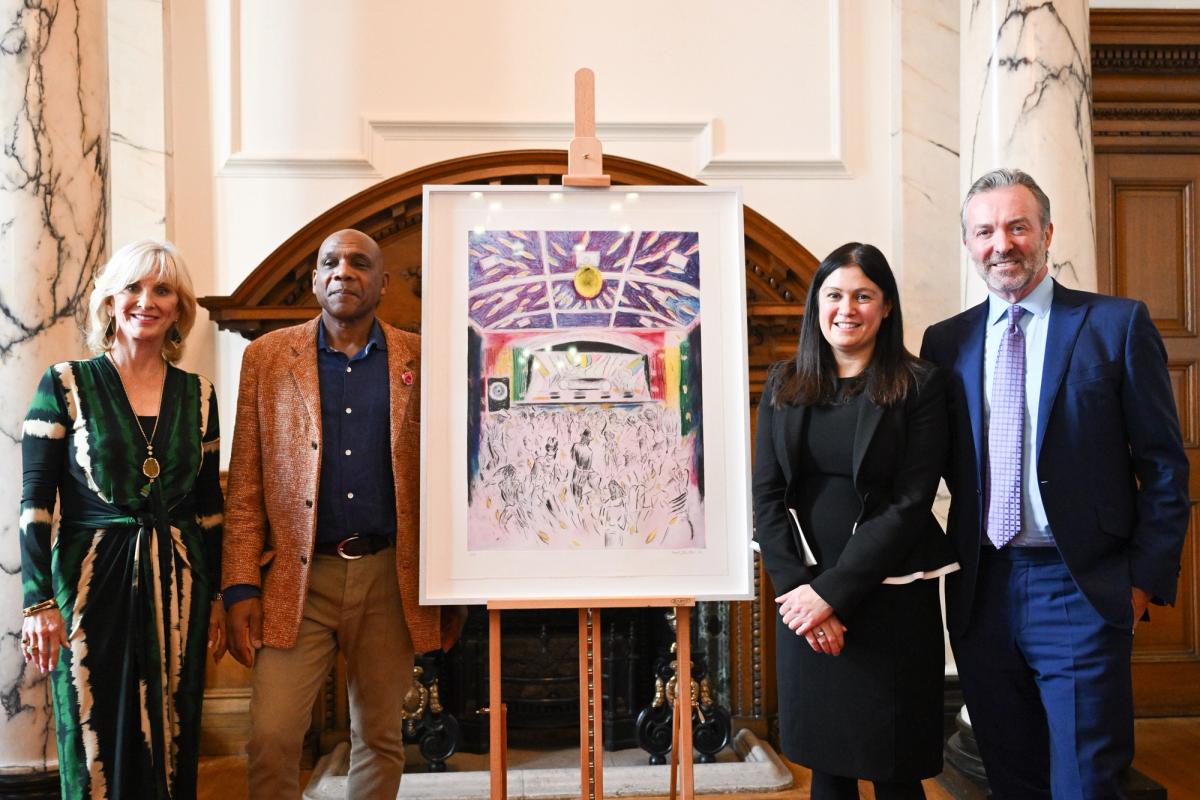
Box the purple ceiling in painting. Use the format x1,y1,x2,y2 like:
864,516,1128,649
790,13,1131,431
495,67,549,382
467,230,701,331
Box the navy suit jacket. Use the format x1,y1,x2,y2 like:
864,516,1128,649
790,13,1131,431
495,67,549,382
921,281,1189,636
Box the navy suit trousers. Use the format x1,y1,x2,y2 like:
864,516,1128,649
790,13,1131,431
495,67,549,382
951,546,1134,800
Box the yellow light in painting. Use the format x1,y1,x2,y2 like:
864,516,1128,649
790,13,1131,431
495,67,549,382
471,191,483,199
550,192,563,202
574,265,603,298
609,202,622,212
625,192,639,201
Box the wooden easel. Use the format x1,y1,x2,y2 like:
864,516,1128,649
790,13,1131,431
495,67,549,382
482,69,695,800
562,68,611,187
486,598,697,800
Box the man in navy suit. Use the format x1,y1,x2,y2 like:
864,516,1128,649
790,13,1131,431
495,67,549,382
921,168,1189,799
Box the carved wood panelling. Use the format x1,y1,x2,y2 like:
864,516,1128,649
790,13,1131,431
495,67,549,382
1109,179,1194,336
1092,11,1200,151
1169,361,1198,449
1131,504,1200,715
1093,11,1200,713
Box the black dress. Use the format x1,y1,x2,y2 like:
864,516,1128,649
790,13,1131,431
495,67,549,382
774,377,945,782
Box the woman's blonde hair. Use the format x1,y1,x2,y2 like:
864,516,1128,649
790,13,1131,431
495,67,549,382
86,239,198,363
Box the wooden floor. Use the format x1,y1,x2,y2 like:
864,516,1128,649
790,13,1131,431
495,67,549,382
197,716,1200,799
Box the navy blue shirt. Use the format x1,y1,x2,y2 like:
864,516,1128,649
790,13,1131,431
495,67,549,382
314,319,396,544
224,319,396,610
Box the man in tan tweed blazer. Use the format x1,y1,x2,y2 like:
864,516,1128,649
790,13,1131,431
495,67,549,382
223,229,458,799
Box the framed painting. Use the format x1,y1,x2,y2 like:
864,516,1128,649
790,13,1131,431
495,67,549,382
420,185,752,603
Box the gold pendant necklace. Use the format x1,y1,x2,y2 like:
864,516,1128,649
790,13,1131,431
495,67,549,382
106,353,167,483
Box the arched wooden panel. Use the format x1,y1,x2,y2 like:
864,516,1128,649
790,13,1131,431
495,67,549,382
197,149,816,399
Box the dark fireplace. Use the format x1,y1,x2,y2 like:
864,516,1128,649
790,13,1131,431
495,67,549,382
442,606,662,751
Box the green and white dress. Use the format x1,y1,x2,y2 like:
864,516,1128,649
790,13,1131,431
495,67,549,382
20,356,223,800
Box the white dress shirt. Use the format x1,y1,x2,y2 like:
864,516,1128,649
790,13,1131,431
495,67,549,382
983,274,1056,547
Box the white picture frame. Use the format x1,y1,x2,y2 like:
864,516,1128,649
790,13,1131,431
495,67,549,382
420,184,752,604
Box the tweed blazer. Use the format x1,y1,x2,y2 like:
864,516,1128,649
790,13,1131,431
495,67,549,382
222,316,439,652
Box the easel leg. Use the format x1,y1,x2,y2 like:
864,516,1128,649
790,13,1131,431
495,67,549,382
578,608,605,800
593,609,604,800
677,606,694,800
578,609,589,800
490,609,506,800
669,700,681,800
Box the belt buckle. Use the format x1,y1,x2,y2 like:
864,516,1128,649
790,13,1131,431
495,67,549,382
336,535,364,560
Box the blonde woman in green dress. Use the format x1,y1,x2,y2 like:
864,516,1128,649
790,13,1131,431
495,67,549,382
19,240,225,799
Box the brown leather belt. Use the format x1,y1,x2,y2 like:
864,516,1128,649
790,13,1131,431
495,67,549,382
315,534,391,560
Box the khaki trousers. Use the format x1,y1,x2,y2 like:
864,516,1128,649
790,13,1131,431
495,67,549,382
247,548,414,800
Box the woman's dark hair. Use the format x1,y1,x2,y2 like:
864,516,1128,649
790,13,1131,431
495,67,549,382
772,242,926,409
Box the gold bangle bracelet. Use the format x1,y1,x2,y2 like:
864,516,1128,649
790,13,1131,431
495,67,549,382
22,599,57,618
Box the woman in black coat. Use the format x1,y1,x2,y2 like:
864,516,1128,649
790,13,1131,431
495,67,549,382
753,242,959,800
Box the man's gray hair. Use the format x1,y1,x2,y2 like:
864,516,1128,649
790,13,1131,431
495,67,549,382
960,168,1052,237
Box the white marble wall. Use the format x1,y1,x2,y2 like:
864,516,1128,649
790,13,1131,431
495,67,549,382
892,0,962,350
961,0,1096,304
109,0,167,247
0,0,109,778
891,0,962,673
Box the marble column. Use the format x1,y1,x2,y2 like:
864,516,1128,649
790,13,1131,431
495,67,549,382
109,0,167,245
893,0,961,352
960,0,1095,305
0,0,109,792
891,0,961,681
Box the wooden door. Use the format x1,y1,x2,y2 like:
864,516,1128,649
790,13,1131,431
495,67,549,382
1096,153,1200,715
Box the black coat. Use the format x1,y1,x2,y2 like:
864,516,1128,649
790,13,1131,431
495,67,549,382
752,363,958,780
753,365,958,615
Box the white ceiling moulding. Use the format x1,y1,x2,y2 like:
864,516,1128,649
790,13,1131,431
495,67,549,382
363,118,712,175
365,120,711,143
220,115,849,181
219,152,380,179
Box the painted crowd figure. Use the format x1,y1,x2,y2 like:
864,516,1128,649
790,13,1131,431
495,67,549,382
470,402,699,550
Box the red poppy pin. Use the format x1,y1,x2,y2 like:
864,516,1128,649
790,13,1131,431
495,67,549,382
401,370,414,386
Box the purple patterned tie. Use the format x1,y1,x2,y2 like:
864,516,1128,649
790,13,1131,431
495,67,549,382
987,305,1025,548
